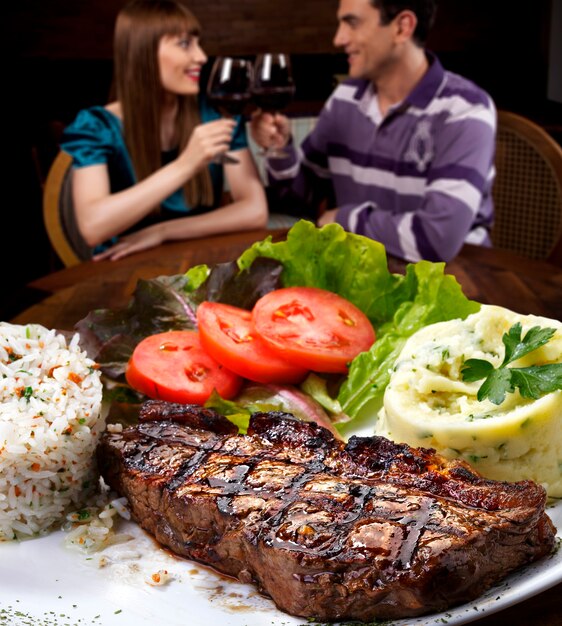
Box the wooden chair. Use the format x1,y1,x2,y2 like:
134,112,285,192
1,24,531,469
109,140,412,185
492,111,562,265
42,151,92,267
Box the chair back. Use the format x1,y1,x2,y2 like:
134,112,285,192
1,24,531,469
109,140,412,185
42,151,92,267
492,111,562,263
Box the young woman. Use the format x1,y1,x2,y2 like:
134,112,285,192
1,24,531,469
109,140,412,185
61,0,267,261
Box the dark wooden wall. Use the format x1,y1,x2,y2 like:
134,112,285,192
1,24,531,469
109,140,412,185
16,0,339,57
4,0,561,319
10,0,557,109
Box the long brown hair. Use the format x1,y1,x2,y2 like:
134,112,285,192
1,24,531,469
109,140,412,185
114,0,213,208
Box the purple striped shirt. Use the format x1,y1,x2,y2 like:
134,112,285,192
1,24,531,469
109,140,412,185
267,54,496,262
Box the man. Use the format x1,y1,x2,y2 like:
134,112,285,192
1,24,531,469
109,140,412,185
250,0,496,262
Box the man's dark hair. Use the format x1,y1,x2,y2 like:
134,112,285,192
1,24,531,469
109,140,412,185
370,0,437,46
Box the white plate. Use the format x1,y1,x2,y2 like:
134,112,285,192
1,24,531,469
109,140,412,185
0,498,560,626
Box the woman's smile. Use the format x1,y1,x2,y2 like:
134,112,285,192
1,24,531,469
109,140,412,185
185,67,201,83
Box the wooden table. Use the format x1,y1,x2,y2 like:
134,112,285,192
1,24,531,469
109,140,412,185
10,229,562,625
12,230,562,329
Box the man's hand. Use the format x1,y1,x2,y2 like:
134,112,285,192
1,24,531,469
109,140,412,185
317,209,338,226
250,110,291,151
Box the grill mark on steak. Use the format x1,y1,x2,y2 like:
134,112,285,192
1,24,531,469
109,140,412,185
98,405,556,621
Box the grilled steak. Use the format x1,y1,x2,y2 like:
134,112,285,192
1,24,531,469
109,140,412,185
98,404,556,621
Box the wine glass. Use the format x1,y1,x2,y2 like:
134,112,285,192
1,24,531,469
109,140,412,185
207,57,253,164
251,53,295,158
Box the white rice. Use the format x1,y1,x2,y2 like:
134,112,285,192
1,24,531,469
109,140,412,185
0,322,103,540
63,477,133,553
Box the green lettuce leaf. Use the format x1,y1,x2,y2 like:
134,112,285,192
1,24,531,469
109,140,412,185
204,391,253,434
300,373,345,417
339,259,480,417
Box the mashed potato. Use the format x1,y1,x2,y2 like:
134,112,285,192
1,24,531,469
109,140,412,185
376,305,562,496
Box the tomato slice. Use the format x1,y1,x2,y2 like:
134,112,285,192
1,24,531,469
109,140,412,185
252,287,375,373
197,302,308,384
126,330,242,404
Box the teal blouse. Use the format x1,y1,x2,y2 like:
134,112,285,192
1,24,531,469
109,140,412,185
60,100,248,216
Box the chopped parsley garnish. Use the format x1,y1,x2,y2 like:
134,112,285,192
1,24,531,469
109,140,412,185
461,323,562,405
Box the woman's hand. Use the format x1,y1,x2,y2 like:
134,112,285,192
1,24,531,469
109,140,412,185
250,110,291,151
179,118,237,171
92,223,166,261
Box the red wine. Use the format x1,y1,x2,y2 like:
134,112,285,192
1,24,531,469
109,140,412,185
208,92,252,116
252,86,295,112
